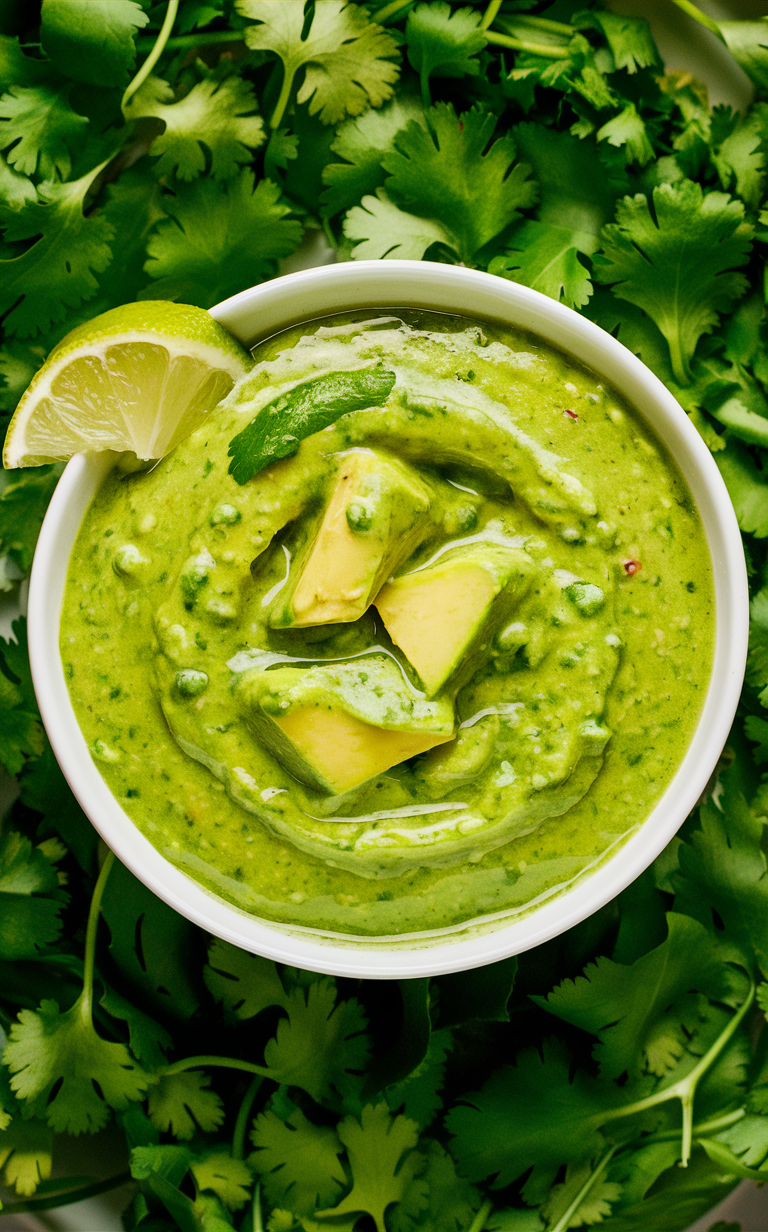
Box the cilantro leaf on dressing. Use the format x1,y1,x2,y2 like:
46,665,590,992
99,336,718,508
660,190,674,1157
0,1116,53,1197
227,366,396,485
124,73,266,182
595,179,753,385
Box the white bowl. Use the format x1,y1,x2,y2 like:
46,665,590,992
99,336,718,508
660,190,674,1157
28,261,748,978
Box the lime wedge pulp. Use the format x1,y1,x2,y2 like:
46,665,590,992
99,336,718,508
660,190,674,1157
3,301,253,469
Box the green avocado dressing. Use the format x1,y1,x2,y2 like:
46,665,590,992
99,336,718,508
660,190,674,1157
61,311,714,937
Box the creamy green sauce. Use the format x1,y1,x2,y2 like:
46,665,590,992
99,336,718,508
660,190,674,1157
61,311,714,936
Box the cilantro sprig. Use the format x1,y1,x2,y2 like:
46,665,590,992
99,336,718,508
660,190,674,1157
4,1,768,1228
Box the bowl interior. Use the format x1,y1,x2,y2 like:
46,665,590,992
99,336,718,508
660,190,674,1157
28,261,748,978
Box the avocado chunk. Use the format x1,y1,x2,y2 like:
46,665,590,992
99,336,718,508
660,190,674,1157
235,657,454,795
269,449,432,628
375,540,536,696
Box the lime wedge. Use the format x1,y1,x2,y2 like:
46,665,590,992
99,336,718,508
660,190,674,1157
3,301,252,469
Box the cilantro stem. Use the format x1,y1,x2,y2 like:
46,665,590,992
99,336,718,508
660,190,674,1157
597,978,756,1167
232,1076,262,1161
466,1198,493,1232
484,32,567,59
270,64,296,132
481,1,503,32
164,1055,269,1079
640,1107,746,1146
549,1146,617,1232
499,15,575,37
666,0,725,41
135,30,243,52
122,0,180,110
0,1169,132,1213
81,850,115,1025
375,0,413,24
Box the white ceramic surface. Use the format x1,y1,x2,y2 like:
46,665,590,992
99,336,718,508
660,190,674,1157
28,261,748,978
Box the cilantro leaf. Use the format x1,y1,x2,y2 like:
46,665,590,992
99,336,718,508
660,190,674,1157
714,440,768,538
384,1029,451,1130
40,0,149,89
99,984,172,1072
597,103,655,166
125,73,265,181
204,938,288,1020
318,1104,427,1232
490,220,594,310
591,11,660,74
142,172,302,308
0,1116,53,1196
0,154,35,214
512,123,628,245
206,953,292,1032
238,0,400,127
0,165,114,338
718,22,768,94
0,829,64,961
4,996,149,1133
0,84,89,180
405,1,485,107
401,1139,480,1232
321,92,424,218
262,979,369,1105
433,957,517,1028
747,587,768,706
594,180,752,385
446,1040,620,1201
250,1108,346,1216
0,464,62,575
674,767,768,977
0,620,44,775
101,858,203,1022
227,366,396,485
148,1070,225,1140
541,1160,621,1228
19,742,99,873
344,188,455,261
380,104,537,265
711,106,766,210
191,1151,254,1210
533,913,732,1080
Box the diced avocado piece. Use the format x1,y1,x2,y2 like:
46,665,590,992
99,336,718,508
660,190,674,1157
269,449,432,628
235,657,454,795
375,541,536,696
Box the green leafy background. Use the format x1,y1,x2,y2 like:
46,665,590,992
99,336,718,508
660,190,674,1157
1,0,768,1229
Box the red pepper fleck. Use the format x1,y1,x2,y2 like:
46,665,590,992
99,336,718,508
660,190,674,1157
623,558,642,576
563,409,578,421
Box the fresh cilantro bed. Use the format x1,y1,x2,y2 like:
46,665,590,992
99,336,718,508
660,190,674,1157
1,1,768,1229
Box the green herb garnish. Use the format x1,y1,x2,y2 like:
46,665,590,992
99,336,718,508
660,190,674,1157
227,366,396,485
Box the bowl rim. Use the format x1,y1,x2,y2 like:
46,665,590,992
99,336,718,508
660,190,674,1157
28,259,749,978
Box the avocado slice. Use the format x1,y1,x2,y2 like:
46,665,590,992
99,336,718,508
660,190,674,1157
375,540,536,696
235,657,454,795
268,448,432,628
